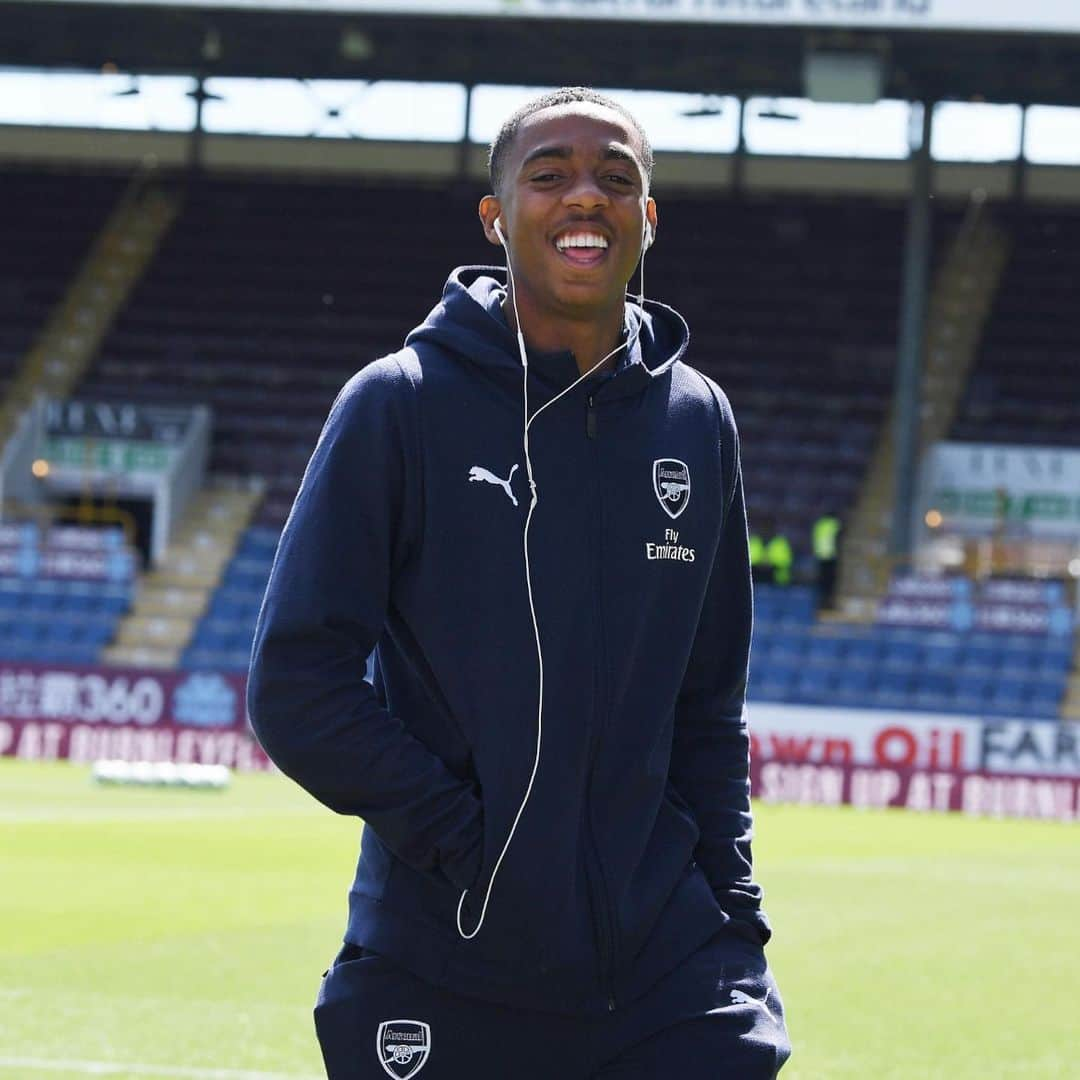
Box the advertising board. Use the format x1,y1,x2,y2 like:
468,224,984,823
0,663,269,771
921,442,1080,538
750,760,1080,820
748,703,1079,820
749,703,1079,776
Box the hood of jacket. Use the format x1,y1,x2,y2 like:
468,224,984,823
404,265,690,404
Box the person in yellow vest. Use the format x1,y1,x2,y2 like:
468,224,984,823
749,530,770,584
813,511,842,609
765,532,793,586
750,518,793,586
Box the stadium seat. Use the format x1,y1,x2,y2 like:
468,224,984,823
986,676,1030,717
923,638,962,670
794,666,833,704
833,667,873,707
882,640,922,670
998,647,1036,675
844,637,883,666
913,673,955,712
1029,679,1064,718
750,666,795,703
805,636,845,665
953,673,992,712
873,670,913,707
769,630,807,665
961,641,1001,672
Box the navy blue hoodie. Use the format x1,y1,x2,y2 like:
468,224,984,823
248,266,769,1017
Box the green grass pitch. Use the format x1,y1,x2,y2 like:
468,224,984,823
1,759,1077,1079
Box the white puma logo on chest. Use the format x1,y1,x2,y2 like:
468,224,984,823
468,464,519,506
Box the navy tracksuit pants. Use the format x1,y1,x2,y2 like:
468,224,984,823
314,926,791,1078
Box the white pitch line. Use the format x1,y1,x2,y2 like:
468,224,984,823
0,1057,321,1080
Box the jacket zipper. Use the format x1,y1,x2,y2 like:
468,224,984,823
585,392,617,1011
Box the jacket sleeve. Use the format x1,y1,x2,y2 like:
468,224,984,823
247,357,484,893
667,390,771,946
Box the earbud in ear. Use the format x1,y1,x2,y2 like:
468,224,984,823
643,222,654,251
493,217,506,246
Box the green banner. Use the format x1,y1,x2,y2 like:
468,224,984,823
45,437,172,474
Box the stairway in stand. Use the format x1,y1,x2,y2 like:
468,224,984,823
836,196,1011,617
103,486,263,670
0,168,181,444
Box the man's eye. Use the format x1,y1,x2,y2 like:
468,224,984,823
530,173,562,183
605,174,632,185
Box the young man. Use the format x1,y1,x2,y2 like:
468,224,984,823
248,87,790,1079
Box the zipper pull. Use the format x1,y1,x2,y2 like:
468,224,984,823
586,396,597,439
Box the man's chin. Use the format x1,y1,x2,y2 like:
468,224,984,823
550,278,627,315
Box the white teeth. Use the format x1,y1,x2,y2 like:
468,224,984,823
556,233,608,251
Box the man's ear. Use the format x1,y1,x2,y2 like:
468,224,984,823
479,195,504,248
645,197,658,249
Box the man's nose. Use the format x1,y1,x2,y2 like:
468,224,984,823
563,175,609,210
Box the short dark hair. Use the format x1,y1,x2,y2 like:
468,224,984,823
488,86,654,195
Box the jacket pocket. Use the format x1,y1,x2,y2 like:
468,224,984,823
663,779,701,854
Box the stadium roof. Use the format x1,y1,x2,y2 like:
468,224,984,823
3,1,1079,107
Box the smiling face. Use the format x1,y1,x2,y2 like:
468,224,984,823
480,103,657,325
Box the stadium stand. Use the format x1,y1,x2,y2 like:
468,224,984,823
0,522,136,665
748,578,1072,718
950,205,1080,447
2,168,1073,718
0,169,123,401
73,177,491,530
181,524,276,671
50,178,914,670
73,177,907,558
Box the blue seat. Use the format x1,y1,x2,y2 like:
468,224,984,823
845,637,882,666
750,637,775,664
80,622,115,647
961,642,1000,672
1001,633,1041,655
883,640,922,670
873,670,912,706
12,620,46,644
923,640,962,670
778,588,816,626
805,637,844,665
1035,651,1072,678
998,649,1036,675
24,590,63,613
953,672,991,711
1029,679,1063,717
46,621,80,644
750,667,795,702
793,667,832,704
983,675,1028,718
833,667,873,706
914,673,955,711
63,592,98,614
195,622,233,650
99,593,131,616
994,674,1029,699
770,630,806,665
223,648,252,671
